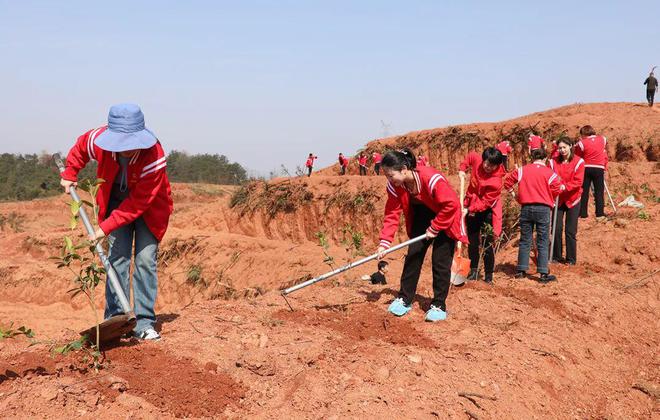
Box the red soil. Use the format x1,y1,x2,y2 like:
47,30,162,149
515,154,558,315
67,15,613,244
0,102,658,418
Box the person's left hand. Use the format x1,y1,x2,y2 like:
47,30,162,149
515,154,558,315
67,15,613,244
425,228,438,239
89,227,106,241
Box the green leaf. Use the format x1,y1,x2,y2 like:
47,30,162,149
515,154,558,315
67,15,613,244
64,236,74,252
70,201,81,216
69,216,78,230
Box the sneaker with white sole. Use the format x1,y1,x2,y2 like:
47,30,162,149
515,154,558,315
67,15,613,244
134,328,161,341
388,298,412,317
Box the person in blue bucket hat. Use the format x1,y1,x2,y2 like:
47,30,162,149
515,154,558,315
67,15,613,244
60,103,173,341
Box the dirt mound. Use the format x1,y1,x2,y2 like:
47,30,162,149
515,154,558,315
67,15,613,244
319,102,660,175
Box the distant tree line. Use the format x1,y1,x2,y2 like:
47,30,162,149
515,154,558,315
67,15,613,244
0,151,247,202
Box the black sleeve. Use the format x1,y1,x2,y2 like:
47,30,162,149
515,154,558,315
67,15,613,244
370,272,386,284
644,78,649,85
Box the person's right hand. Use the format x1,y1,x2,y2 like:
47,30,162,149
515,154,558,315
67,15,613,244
376,246,387,260
60,179,77,194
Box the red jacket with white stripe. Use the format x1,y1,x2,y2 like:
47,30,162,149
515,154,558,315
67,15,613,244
503,161,563,207
379,166,467,249
575,135,608,169
549,156,585,208
60,126,174,241
372,152,382,164
459,152,505,236
496,141,512,156
358,155,368,166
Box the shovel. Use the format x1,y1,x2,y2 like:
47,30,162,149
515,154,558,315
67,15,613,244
549,196,560,263
451,175,471,285
54,154,136,344
282,234,427,295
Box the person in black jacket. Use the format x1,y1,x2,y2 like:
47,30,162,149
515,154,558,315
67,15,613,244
644,72,658,107
364,261,388,285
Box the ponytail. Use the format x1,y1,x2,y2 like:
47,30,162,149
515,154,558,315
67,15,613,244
382,148,417,171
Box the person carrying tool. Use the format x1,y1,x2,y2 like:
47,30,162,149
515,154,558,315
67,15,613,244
549,138,585,265
504,147,564,283
496,140,512,169
458,147,505,284
644,71,658,107
372,151,382,175
59,103,173,341
358,152,368,176
305,153,318,177
575,125,608,220
376,149,466,321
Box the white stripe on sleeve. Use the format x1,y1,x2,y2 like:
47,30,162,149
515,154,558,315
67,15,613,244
140,162,167,178
142,156,167,172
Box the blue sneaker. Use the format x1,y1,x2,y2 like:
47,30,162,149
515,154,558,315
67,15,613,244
388,298,412,316
425,305,447,322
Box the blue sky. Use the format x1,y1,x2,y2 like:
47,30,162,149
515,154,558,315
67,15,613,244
0,1,657,174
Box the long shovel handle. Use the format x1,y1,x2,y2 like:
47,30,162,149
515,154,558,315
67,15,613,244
282,234,427,295
53,154,133,315
604,180,617,213
458,175,466,252
549,196,559,262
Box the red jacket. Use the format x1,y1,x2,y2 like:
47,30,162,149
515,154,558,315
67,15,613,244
358,155,368,166
305,156,317,167
496,141,512,156
338,156,348,167
459,152,505,236
575,135,608,169
549,156,585,208
372,152,382,164
504,161,563,207
416,156,428,166
61,126,174,241
379,166,467,249
528,135,545,152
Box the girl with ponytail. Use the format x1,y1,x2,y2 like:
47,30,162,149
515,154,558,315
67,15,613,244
377,148,467,322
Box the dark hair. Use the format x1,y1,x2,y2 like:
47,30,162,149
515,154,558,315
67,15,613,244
381,148,417,170
579,125,596,137
556,137,574,163
377,260,388,270
530,148,547,160
482,147,503,166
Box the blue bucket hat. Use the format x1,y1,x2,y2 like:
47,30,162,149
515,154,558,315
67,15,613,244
94,103,158,152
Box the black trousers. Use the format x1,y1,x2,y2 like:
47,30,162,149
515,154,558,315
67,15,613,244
648,89,656,106
374,163,381,175
340,165,346,175
580,167,605,217
553,203,580,264
399,204,455,310
307,166,312,177
359,165,367,176
466,209,495,274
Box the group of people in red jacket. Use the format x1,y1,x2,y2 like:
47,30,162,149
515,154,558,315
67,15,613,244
306,150,433,177
376,125,609,322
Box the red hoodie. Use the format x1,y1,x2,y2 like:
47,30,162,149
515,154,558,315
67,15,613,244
496,141,512,156
575,135,608,169
61,126,173,241
549,156,585,208
503,161,563,207
459,152,505,236
358,155,368,166
379,166,467,249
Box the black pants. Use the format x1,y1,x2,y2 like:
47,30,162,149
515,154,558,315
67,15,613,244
580,167,605,218
553,203,580,264
399,204,455,310
501,155,509,170
648,89,656,106
374,163,381,175
307,166,312,177
340,166,346,175
359,165,367,176
466,209,495,274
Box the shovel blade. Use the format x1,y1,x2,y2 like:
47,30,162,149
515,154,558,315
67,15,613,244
80,313,136,345
451,255,471,286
